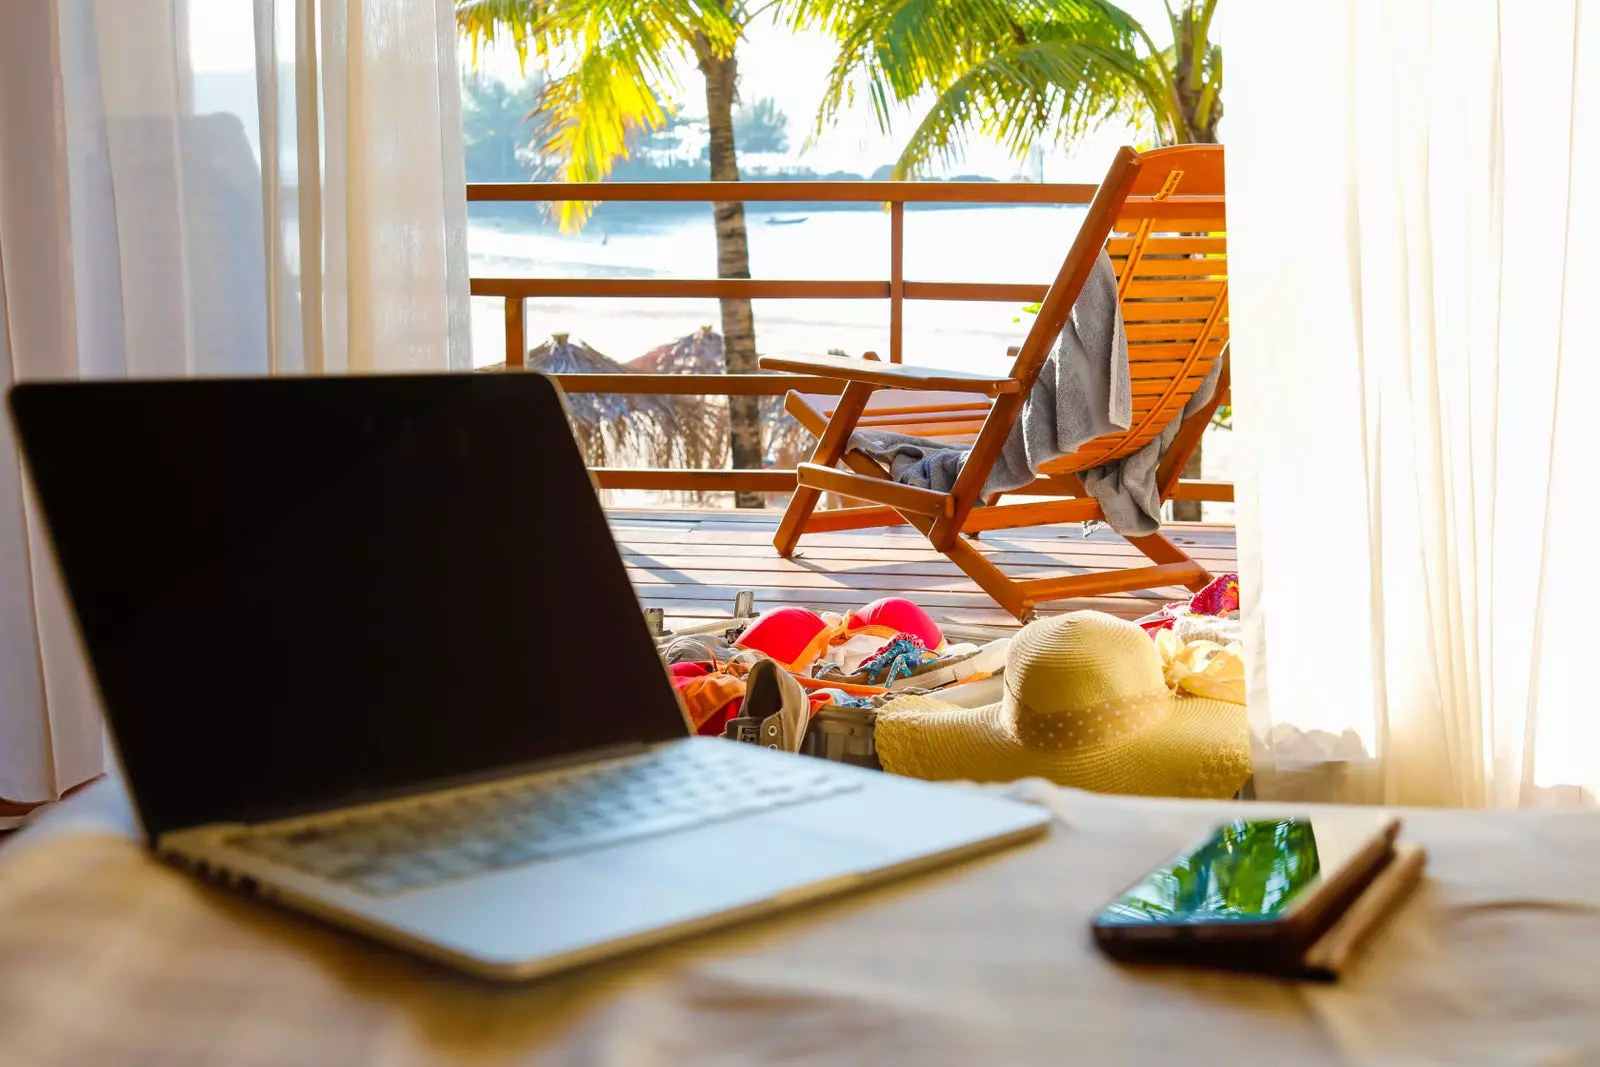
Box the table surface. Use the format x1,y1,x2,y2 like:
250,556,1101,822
3,777,1598,1067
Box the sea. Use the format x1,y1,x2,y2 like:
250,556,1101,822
467,203,1090,371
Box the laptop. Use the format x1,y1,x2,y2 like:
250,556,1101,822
8,373,1048,981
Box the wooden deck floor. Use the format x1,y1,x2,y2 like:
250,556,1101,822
610,507,1237,636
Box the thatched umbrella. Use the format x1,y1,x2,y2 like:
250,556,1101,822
525,333,678,467
627,327,811,480
627,324,723,375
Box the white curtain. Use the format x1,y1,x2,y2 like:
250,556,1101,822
1230,0,1600,807
0,0,471,809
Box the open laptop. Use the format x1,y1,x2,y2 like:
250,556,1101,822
8,373,1048,980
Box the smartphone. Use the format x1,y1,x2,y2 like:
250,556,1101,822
1092,814,1401,969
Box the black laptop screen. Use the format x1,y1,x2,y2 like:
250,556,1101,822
9,374,688,838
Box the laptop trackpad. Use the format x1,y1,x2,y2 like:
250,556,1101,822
582,815,884,904
389,817,882,966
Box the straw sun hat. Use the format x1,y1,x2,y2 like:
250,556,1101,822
875,611,1251,799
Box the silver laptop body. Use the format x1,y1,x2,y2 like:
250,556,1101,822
10,373,1047,980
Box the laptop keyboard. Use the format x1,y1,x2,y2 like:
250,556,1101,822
230,745,862,896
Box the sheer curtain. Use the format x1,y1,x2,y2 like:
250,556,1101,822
0,0,471,813
1229,0,1600,807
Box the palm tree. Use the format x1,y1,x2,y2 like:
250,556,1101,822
811,0,1220,175
457,0,779,508
810,0,1222,518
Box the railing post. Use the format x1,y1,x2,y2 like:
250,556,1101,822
504,297,526,368
889,200,904,363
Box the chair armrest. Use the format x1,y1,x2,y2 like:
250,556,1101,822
758,353,1020,394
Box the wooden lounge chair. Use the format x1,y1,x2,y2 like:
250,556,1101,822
758,145,1229,622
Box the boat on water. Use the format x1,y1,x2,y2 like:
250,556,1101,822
764,216,808,226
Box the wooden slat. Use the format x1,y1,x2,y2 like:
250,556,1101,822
1123,280,1226,299
617,540,1240,567
610,511,1237,543
504,297,525,369
796,463,954,518
628,566,1115,595
1123,258,1228,278
854,408,991,425
759,353,1020,394
1126,322,1222,342
792,505,913,533
481,278,1219,308
632,589,1170,620
1016,563,1206,602
467,180,1099,205
1128,339,1227,361
959,497,1103,532
549,373,844,396
901,281,1050,302
473,278,886,300
854,414,989,435
889,201,905,363
1129,359,1207,381
590,469,796,491
1106,236,1226,256
1170,480,1235,502
611,523,1237,554
1113,195,1226,219
1113,214,1227,234
1121,300,1223,322
1131,375,1210,396
791,390,992,419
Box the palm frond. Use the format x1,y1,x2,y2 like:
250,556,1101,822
455,0,740,231
536,30,684,228
804,0,1145,136
456,0,736,65
888,34,1156,178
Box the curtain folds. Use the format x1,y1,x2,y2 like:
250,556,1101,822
1230,0,1600,807
0,0,470,807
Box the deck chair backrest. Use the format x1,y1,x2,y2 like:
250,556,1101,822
936,147,1146,517
1042,145,1228,472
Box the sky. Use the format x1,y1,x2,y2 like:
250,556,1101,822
189,0,1199,181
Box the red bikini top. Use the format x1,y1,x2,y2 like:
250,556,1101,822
734,597,945,672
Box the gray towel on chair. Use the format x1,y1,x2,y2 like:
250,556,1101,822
848,250,1219,538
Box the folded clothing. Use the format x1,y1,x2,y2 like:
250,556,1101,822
669,661,746,736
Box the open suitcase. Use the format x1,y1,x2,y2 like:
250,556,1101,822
649,592,885,770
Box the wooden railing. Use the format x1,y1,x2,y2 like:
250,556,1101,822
467,180,1232,503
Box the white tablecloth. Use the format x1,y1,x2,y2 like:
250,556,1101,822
3,778,1598,1066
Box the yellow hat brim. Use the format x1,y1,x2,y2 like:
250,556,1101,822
875,691,1251,800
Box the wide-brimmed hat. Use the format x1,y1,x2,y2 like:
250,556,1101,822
875,611,1250,799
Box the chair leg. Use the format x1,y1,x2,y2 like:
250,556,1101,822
1128,532,1214,592
773,381,875,558
964,492,1001,540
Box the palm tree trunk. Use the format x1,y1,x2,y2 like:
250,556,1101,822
696,35,764,509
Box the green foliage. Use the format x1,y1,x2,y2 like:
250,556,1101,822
1012,300,1042,324
455,0,740,230
802,0,1223,177
461,75,548,182
732,97,791,154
